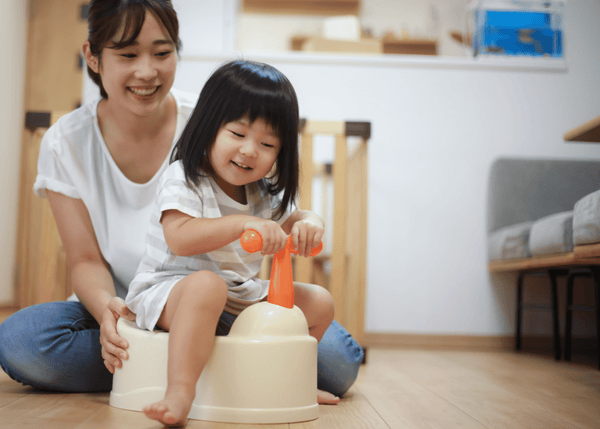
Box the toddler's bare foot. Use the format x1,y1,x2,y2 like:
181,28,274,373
142,385,194,426
317,389,340,405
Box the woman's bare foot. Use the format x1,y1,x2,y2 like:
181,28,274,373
142,385,194,426
318,389,340,405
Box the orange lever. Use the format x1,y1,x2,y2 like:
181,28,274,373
240,229,323,308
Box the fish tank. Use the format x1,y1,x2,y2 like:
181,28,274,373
466,0,564,58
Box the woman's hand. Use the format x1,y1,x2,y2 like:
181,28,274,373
291,218,324,257
244,220,288,255
100,297,136,374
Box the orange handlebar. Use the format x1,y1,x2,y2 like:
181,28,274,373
240,229,323,308
240,229,323,256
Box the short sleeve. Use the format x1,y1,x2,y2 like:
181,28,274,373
33,126,80,200
157,163,204,219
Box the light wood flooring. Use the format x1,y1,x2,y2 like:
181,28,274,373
1,344,599,429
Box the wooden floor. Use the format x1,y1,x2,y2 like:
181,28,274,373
1,345,599,429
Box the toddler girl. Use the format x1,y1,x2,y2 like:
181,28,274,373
126,60,335,426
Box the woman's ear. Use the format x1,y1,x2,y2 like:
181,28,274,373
82,41,99,73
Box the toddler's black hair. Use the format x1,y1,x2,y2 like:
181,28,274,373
171,60,300,219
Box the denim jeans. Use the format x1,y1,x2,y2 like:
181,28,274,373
0,301,363,397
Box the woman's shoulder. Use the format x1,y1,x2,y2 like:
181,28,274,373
41,98,100,154
170,88,198,118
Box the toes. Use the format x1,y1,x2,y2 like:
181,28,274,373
163,411,185,426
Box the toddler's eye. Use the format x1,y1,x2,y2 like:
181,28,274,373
230,131,244,137
262,143,275,148
121,53,136,58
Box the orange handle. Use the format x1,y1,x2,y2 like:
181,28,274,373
241,230,323,256
240,229,323,308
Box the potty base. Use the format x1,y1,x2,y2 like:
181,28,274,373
110,302,318,424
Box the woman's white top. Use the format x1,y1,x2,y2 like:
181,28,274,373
33,88,198,300
127,160,291,331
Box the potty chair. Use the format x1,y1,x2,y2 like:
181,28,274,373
109,230,323,424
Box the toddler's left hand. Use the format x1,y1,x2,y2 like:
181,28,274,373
291,219,324,257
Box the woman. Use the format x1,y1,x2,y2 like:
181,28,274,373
0,0,363,401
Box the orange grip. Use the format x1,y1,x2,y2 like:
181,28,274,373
241,230,323,256
288,239,323,257
240,229,263,253
240,229,323,308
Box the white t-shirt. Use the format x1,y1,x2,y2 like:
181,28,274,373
33,88,198,300
127,160,291,331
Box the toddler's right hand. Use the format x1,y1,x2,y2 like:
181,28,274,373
244,220,287,255
100,296,136,373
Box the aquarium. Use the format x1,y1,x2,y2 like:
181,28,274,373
467,0,564,58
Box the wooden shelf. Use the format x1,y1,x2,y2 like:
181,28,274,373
243,0,359,15
291,35,381,54
564,114,600,143
291,35,438,56
382,37,438,56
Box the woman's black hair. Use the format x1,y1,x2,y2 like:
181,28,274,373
87,0,180,98
171,60,300,220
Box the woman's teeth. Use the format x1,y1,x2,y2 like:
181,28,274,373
129,87,158,96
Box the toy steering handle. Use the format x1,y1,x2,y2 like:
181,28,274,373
240,229,323,308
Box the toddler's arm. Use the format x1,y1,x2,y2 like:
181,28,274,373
161,209,287,256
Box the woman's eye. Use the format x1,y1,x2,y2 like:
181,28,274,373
121,53,136,58
230,131,244,137
262,143,275,148
156,51,173,57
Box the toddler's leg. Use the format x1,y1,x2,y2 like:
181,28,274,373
143,271,228,426
293,282,339,405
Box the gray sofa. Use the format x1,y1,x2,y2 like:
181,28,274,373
487,157,600,265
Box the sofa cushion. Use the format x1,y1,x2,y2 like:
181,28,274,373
528,211,574,256
488,222,533,261
573,189,600,246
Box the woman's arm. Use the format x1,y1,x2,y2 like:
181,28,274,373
46,190,135,373
47,191,114,319
161,209,288,256
281,209,325,257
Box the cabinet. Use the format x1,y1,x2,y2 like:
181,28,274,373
15,0,87,308
17,114,71,308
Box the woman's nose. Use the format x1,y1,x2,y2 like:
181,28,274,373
134,56,158,80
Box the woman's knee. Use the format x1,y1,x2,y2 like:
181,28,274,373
0,302,108,392
317,320,364,397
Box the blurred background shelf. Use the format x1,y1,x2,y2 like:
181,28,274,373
564,115,600,143
291,35,438,56
243,0,360,16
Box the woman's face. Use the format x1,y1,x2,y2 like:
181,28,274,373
95,11,177,116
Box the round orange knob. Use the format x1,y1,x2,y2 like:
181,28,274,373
241,229,263,253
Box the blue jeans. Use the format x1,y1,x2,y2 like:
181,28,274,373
0,302,363,397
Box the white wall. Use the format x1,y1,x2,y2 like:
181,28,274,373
173,0,600,336
0,1,28,305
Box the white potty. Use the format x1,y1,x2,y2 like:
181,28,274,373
109,301,319,424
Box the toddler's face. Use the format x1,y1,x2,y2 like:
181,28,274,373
209,117,281,198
